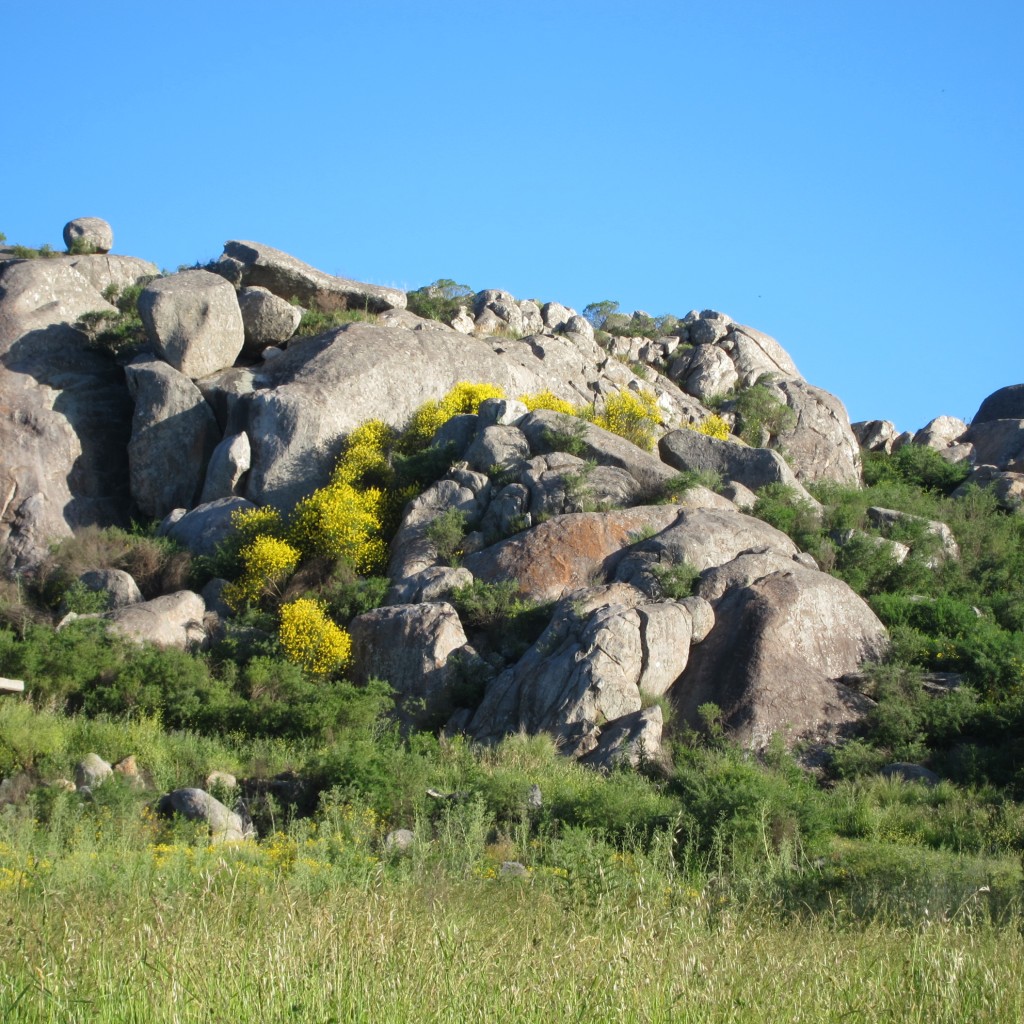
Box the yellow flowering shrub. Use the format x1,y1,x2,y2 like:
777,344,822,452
332,419,394,486
289,481,389,574
518,390,579,416
594,389,663,451
403,381,506,445
694,413,731,441
278,598,352,675
232,505,286,542
223,535,301,608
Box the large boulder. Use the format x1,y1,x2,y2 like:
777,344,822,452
104,590,207,650
221,240,406,313
962,419,1024,470
233,321,569,510
462,506,687,603
157,788,251,843
0,258,132,570
851,420,899,454
78,568,143,609
773,379,862,486
913,416,967,451
60,254,158,295
659,428,819,505
62,217,113,254
237,285,302,355
200,431,251,503
673,556,888,748
124,356,220,518
348,602,468,727
137,270,244,378
161,497,255,557
465,584,707,758
722,322,802,383
973,384,1024,424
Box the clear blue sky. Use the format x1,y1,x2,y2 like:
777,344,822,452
4,1,1021,432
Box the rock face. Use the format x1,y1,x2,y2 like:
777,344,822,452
674,556,888,748
161,497,255,557
63,217,113,254
773,379,861,485
238,285,302,354
221,240,407,313
0,258,132,570
124,356,220,518
348,602,468,727
138,270,245,378
973,384,1024,424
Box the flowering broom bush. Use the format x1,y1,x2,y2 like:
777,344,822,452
278,598,352,675
594,389,662,451
518,390,579,416
223,535,301,608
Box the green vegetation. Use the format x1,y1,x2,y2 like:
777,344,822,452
729,373,797,446
75,281,153,357
293,304,378,336
406,278,474,324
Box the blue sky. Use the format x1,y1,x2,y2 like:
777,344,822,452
4,1,1021,432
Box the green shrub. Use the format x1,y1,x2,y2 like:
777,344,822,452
750,483,822,553
650,561,700,599
426,508,468,564
406,279,474,324
863,445,970,494
293,306,377,336
731,376,796,446
451,580,550,660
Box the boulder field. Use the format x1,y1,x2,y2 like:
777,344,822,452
2,217,1020,765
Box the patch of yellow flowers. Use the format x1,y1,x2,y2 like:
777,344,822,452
279,598,352,675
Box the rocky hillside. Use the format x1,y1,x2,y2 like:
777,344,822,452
2,217,1021,768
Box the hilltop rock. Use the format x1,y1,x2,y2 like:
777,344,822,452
773,379,861,485
973,384,1024,424
63,217,113,254
138,269,245,378
221,240,406,313
852,420,898,454
61,254,158,294
913,416,968,450
238,285,302,354
962,419,1024,471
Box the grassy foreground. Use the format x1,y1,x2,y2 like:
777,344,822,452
1,815,1021,1024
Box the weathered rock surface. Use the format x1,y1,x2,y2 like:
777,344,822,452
866,506,960,563
61,254,158,295
962,419,1024,470
238,285,303,355
348,602,468,727
852,419,898,454
74,753,112,790
200,431,251,503
157,787,251,842
674,558,888,748
913,416,967,450
973,384,1024,424
78,568,143,609
221,240,406,313
138,270,244,378
0,258,131,570
659,428,819,505
63,217,113,254
462,506,687,603
773,379,861,485
579,706,670,773
161,497,254,557
124,356,220,518
104,590,206,650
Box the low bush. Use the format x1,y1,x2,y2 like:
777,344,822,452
405,279,474,324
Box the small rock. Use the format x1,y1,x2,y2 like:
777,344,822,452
500,861,528,877
881,763,940,786
74,753,112,791
385,828,415,853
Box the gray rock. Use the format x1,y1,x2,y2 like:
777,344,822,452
772,379,862,486
105,590,207,650
200,431,251,503
500,861,528,877
674,344,738,402
161,497,255,557
74,753,112,790
973,384,1024,424
521,453,644,518
479,482,531,540
913,416,968,450
518,409,679,496
349,602,468,727
673,560,888,749
61,254,158,295
138,269,245,378
659,428,820,506
0,258,132,570
519,300,544,335
866,506,960,563
124,355,220,518
222,240,406,313
541,301,574,332
205,770,237,790
851,420,899,454
579,706,670,774
238,286,302,355
0,677,25,693
385,828,415,853
962,419,1024,470
78,568,143,609
464,425,530,474
723,323,803,383
686,317,731,347
63,217,113,254
388,566,474,605
157,788,251,843
477,397,528,427
563,315,595,342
